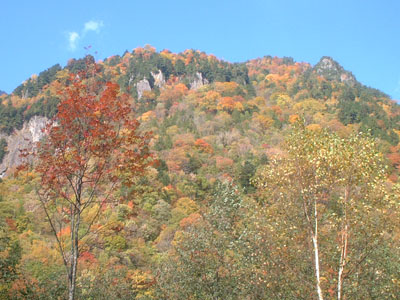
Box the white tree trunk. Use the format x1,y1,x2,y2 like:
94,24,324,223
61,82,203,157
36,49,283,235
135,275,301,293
337,187,349,300
313,201,324,300
337,225,347,300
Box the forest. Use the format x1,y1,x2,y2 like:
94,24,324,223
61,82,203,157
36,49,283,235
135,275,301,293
0,46,399,299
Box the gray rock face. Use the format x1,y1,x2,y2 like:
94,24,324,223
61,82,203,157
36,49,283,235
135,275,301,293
151,70,165,88
136,79,151,99
0,116,48,178
314,57,356,85
190,72,209,90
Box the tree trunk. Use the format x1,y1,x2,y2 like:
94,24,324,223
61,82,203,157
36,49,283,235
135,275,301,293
337,187,349,300
68,205,81,300
337,224,348,300
313,201,324,300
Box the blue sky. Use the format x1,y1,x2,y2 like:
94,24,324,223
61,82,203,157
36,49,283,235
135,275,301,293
1,0,400,100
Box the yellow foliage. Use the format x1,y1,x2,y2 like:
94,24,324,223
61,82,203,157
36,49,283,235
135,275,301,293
56,69,70,84
254,114,274,129
271,93,292,108
175,197,199,215
234,101,244,111
215,81,239,95
293,98,325,113
199,90,220,111
306,123,322,131
139,111,156,122
166,125,179,136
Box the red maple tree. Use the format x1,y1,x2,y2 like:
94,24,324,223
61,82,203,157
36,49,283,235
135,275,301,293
34,63,152,300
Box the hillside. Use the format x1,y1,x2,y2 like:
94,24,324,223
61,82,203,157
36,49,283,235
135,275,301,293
0,47,399,299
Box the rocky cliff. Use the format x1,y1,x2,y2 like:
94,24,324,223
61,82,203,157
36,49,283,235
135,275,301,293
0,116,48,177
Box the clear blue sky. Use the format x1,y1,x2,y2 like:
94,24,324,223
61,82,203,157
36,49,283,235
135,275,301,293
1,0,400,99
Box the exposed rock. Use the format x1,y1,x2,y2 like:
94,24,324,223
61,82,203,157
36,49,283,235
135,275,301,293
0,90,6,96
0,116,48,178
190,72,209,90
151,70,165,88
313,56,356,85
136,78,151,99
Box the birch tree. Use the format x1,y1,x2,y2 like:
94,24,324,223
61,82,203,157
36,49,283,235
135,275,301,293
255,124,398,299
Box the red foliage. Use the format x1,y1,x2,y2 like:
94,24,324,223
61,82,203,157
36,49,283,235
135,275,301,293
78,251,97,264
194,138,213,153
5,218,17,231
35,72,153,197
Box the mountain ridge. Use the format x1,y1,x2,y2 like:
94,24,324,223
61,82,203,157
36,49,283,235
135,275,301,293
1,47,400,176
1,46,400,298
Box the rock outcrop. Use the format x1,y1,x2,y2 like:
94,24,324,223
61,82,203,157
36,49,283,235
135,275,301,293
0,116,48,178
151,70,165,88
190,72,209,90
313,57,356,85
136,79,152,99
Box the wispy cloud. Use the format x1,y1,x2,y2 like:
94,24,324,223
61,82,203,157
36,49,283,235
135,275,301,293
66,20,104,52
83,20,104,34
68,32,80,51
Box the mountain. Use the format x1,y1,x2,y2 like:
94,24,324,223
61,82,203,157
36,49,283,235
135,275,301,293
0,90,6,96
313,56,357,84
0,46,399,299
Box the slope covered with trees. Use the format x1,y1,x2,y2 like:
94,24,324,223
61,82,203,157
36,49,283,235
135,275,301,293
0,47,399,299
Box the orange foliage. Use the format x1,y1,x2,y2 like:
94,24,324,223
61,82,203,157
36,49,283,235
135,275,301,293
217,97,237,112
270,105,282,115
179,213,202,228
306,124,322,131
387,146,400,169
215,156,234,170
194,138,213,153
289,114,300,124
158,83,188,102
57,226,71,238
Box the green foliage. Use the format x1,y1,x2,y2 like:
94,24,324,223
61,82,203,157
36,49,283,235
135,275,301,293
13,64,62,98
24,96,59,120
0,101,26,134
1,47,400,299
0,231,21,280
157,182,274,299
66,55,95,74
0,95,58,134
182,154,202,174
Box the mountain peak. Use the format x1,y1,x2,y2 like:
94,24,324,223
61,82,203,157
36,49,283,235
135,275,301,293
313,56,356,85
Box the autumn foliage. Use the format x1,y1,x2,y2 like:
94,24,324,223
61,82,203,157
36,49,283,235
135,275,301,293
33,66,152,300
1,46,400,299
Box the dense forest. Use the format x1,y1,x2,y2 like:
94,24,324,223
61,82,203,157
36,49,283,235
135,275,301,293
0,46,399,299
